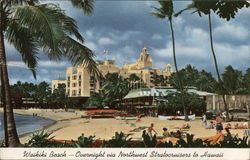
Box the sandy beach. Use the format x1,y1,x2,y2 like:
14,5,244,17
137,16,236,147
0,108,248,143
50,117,248,141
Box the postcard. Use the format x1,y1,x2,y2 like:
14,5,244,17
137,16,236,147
0,0,249,160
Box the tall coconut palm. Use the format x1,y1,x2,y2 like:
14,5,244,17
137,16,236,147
0,0,98,147
151,0,188,121
0,67,8,145
175,0,249,121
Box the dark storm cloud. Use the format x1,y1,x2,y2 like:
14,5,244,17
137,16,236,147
5,1,250,84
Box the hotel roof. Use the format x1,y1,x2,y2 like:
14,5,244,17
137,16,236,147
123,87,216,99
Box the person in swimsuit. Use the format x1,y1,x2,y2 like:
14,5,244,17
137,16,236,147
147,123,157,138
215,114,224,134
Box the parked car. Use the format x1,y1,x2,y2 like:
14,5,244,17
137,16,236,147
205,110,220,120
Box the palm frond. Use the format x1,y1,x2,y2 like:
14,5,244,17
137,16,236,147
151,0,173,19
1,0,39,7
61,36,102,80
150,12,166,19
5,19,38,78
174,3,195,17
13,4,66,60
70,0,95,15
13,3,84,59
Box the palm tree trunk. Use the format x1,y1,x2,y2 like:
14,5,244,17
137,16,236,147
208,13,229,121
169,19,188,121
0,10,20,146
0,67,8,146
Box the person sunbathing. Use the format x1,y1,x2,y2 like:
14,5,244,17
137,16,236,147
162,128,171,138
225,123,232,129
234,123,240,129
242,122,249,129
171,130,182,138
136,115,141,122
205,121,215,129
235,123,245,129
181,123,191,129
239,123,244,129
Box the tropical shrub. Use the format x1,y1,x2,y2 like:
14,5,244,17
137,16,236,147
103,132,132,148
20,131,249,148
71,134,95,148
21,131,70,147
157,92,206,116
175,134,206,148
142,130,157,147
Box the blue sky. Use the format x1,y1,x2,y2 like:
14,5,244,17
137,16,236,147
5,1,250,84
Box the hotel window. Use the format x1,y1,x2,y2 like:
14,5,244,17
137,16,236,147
67,89,70,95
78,89,81,95
72,83,77,87
67,82,70,87
73,69,77,74
67,76,70,81
79,81,81,86
79,74,81,80
72,90,77,96
73,75,77,80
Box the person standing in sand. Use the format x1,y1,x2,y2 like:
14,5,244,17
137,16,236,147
201,113,207,127
148,123,157,138
215,114,224,134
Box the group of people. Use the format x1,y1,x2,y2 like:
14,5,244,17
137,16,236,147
146,123,184,139
202,113,224,134
202,113,249,135
225,123,249,129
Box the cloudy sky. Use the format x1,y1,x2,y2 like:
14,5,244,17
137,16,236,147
6,1,250,84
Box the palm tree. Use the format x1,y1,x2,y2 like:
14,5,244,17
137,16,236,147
175,0,249,121
222,66,246,94
128,74,140,89
151,0,188,121
196,70,216,93
153,75,167,87
0,0,98,147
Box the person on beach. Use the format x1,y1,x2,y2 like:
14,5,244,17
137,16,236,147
205,121,215,129
176,110,181,116
148,123,157,138
162,128,170,138
215,114,224,134
189,110,193,115
171,130,182,138
234,123,240,129
181,123,191,129
242,122,249,129
225,123,232,129
201,113,207,127
136,116,141,122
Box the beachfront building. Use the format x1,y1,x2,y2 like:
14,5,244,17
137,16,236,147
51,47,172,100
206,95,250,112
121,87,216,115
